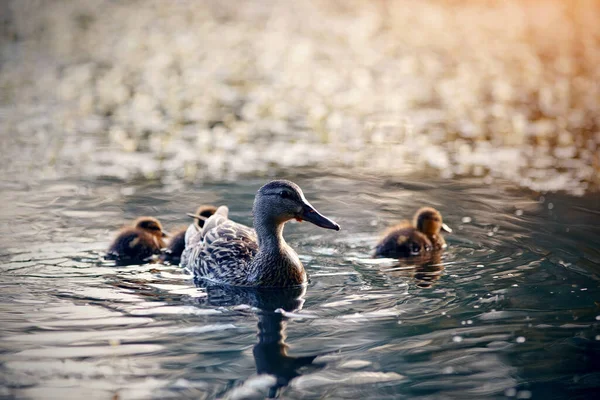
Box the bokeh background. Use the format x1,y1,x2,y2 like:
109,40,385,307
1,0,599,194
1,3,600,399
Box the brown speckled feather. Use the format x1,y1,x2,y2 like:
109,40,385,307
181,206,261,286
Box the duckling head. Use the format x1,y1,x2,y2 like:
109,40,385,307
253,180,340,231
413,207,452,237
186,205,218,228
133,216,169,238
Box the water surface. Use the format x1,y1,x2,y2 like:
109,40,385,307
1,176,599,399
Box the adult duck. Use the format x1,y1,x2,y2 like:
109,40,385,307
374,207,451,258
160,205,217,264
106,217,168,263
181,180,340,287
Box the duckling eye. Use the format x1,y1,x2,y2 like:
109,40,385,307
279,191,291,199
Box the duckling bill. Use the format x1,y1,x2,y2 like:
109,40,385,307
106,216,168,263
181,180,340,287
160,205,217,264
374,207,451,258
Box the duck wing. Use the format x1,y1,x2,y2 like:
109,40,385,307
181,206,259,285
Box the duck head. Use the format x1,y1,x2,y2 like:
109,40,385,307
413,207,452,237
253,180,340,231
133,216,169,238
186,205,218,228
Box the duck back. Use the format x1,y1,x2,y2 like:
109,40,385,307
181,206,260,285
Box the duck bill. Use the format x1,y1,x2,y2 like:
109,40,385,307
298,203,340,231
441,223,452,233
186,213,208,221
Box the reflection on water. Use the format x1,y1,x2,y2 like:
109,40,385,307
0,176,599,399
198,285,324,398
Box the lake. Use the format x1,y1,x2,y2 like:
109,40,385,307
1,175,599,399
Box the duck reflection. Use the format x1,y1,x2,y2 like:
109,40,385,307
381,252,445,288
106,274,326,397
202,284,325,398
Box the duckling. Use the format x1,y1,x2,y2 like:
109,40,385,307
181,180,341,287
160,205,217,264
106,217,168,263
374,207,451,258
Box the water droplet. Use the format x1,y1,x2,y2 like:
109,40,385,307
596,315,600,321
477,264,484,268
441,311,447,315
461,321,466,325
467,320,473,325
580,288,587,291
453,336,463,343
462,216,472,223
121,187,135,196
512,284,518,287
516,336,526,343
515,209,523,216
548,203,554,210
442,366,454,374
516,390,532,399
487,231,494,236
595,335,600,341
505,388,517,397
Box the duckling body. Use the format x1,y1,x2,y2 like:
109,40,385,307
181,180,340,287
374,207,450,258
106,217,168,263
374,222,432,258
160,228,187,263
160,205,217,264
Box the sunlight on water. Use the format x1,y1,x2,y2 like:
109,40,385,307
0,176,599,399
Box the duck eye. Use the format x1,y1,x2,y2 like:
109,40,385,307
279,191,290,199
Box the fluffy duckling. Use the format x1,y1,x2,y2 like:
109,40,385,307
374,207,451,258
106,217,168,263
160,205,217,264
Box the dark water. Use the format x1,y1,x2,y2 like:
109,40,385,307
1,176,599,399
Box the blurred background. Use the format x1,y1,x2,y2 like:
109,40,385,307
1,0,599,194
2,2,600,399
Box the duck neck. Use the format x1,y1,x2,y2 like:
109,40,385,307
255,217,287,255
251,210,305,286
